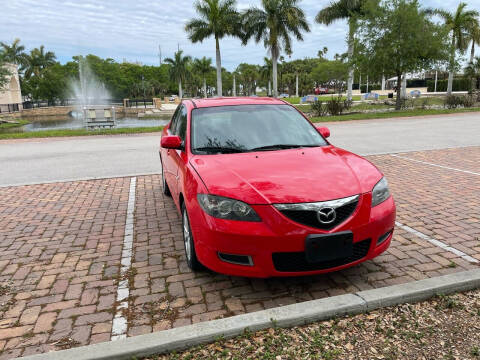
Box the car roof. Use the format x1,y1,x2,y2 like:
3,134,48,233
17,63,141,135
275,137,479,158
187,97,287,109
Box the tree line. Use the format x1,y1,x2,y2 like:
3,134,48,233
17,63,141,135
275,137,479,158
1,0,480,111
183,0,480,110
0,38,350,102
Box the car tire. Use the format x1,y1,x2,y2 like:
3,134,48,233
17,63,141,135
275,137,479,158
182,203,203,271
161,160,171,197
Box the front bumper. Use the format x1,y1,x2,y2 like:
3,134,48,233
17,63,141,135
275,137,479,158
189,193,396,278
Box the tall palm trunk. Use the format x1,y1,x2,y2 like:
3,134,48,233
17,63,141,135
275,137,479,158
215,37,222,97
346,20,355,102
203,77,207,98
395,73,402,110
471,42,476,91
401,73,407,99
233,74,236,96
272,46,279,98
268,81,271,96
295,73,299,97
471,42,476,64
447,35,455,95
179,80,183,99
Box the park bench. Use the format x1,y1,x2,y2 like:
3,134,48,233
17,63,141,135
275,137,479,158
84,107,116,130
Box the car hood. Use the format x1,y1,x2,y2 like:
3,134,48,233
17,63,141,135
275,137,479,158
190,146,383,205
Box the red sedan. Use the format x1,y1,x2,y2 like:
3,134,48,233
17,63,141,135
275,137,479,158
160,97,396,278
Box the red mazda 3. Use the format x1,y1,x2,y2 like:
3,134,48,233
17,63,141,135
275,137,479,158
159,97,396,278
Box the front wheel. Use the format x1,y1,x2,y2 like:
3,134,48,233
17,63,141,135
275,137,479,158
182,203,203,271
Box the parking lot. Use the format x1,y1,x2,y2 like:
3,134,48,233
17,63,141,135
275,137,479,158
0,144,479,359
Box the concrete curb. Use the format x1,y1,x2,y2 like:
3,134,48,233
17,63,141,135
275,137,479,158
22,269,480,360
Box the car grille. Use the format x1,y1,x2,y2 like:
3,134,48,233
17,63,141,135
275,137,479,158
278,200,358,230
272,238,371,272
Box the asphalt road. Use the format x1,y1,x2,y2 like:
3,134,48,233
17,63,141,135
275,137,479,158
1,112,479,187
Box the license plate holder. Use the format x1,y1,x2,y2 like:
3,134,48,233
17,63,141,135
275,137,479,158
305,232,353,263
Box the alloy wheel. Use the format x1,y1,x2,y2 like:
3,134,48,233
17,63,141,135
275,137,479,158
183,210,192,262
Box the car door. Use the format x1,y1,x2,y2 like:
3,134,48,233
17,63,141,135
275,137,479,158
169,105,188,203
163,106,181,198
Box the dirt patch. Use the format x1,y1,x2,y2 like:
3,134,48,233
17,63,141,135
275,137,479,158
151,290,480,360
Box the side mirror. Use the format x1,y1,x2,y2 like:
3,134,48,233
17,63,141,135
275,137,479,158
318,126,330,139
161,135,182,149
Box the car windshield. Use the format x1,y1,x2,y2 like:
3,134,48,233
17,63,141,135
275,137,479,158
191,104,327,154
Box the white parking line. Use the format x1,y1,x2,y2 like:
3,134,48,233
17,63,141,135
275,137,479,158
391,154,480,176
111,177,137,340
395,221,479,264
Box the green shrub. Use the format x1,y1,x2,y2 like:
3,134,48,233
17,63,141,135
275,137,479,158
420,98,429,109
443,94,476,109
311,100,328,117
326,96,346,116
311,97,356,117
444,95,462,109
360,84,381,93
343,98,353,111
407,79,427,88
427,78,470,92
461,95,475,108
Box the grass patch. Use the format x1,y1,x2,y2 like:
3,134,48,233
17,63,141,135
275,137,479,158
0,119,30,129
0,126,164,140
150,290,480,360
350,103,391,111
139,114,172,120
310,107,480,123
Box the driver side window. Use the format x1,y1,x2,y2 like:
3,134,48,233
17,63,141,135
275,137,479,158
176,106,188,141
169,106,181,135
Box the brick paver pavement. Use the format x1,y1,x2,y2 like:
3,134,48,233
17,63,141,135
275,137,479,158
373,148,480,263
392,146,480,174
0,147,478,358
0,179,130,358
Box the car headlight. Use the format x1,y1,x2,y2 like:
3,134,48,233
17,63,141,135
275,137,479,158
372,177,391,207
197,194,261,222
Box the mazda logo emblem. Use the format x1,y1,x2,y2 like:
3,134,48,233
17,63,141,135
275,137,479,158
317,207,336,224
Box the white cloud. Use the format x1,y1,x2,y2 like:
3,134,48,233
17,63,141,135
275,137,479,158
1,0,479,70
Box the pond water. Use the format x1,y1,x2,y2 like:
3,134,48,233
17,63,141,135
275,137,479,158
4,115,170,133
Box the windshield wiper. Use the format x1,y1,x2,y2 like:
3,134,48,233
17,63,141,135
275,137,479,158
249,144,319,152
195,146,246,154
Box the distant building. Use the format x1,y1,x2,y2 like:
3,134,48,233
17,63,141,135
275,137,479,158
0,63,22,106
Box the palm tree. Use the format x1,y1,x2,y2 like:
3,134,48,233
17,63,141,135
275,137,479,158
467,22,480,91
465,57,480,91
317,46,328,59
193,57,213,97
242,0,310,98
468,21,480,64
185,0,241,97
430,3,479,94
24,45,56,78
316,0,367,101
0,59,10,89
0,38,27,66
164,50,191,99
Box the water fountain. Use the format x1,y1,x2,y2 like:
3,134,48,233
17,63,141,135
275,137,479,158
69,58,116,129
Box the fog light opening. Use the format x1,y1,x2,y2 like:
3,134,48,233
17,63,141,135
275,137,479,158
377,230,393,246
218,252,254,266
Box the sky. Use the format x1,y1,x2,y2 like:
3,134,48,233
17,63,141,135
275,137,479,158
2,0,480,71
